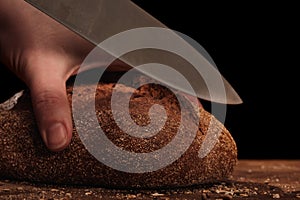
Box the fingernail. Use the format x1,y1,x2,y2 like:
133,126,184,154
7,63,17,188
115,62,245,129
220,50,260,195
45,122,68,150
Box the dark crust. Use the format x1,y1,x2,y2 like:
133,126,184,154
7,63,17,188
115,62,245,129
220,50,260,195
0,82,237,188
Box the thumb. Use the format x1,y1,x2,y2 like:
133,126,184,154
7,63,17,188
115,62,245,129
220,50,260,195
29,73,72,152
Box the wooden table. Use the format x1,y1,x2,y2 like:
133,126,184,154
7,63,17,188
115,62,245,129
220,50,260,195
1,160,299,199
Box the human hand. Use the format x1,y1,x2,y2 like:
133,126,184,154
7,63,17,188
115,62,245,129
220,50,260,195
0,0,93,151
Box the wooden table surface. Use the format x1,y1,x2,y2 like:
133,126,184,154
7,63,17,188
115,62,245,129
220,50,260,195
0,160,300,199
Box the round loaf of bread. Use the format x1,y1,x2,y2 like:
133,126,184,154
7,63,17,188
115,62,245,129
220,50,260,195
0,82,237,188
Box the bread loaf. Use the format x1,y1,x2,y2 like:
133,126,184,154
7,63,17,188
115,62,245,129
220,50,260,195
0,81,237,188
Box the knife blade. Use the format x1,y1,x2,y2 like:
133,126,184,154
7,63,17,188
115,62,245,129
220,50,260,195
25,0,242,104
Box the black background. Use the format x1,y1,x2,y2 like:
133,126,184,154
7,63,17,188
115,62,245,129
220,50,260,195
1,1,298,159
132,1,299,159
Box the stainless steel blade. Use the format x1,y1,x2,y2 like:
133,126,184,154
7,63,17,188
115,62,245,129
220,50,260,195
25,0,242,104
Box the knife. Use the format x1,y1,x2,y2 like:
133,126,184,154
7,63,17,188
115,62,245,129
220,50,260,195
25,0,242,104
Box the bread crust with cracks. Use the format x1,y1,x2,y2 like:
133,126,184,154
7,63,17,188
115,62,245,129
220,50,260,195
0,83,237,188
